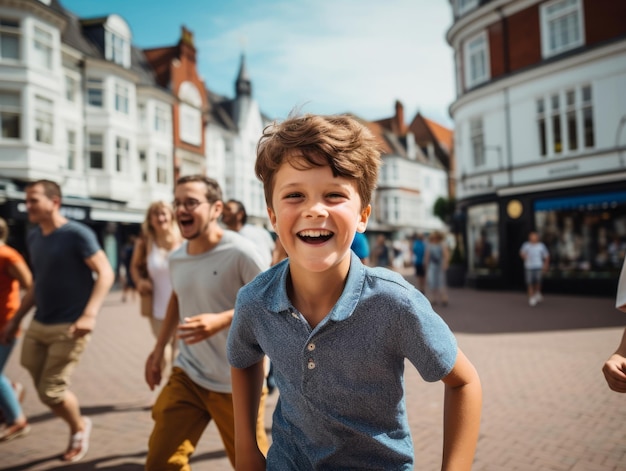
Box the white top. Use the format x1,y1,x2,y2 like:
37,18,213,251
520,241,549,270
170,231,265,392
238,224,275,269
146,241,175,321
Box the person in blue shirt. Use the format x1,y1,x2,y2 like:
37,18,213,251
412,232,426,292
227,113,482,471
350,230,370,265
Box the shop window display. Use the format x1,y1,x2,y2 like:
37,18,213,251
467,203,500,275
535,191,626,279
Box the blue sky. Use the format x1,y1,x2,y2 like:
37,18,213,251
60,0,456,127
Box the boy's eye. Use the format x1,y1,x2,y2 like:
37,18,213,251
285,193,303,199
327,193,346,199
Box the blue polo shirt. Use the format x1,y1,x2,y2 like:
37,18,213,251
228,252,457,470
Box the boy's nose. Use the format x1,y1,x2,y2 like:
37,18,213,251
304,200,328,218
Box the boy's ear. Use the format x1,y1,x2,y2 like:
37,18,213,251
356,205,371,233
267,206,277,229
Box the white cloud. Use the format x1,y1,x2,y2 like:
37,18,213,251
198,0,455,127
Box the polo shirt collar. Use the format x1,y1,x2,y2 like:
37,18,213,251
266,251,366,322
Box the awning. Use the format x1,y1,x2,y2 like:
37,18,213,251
90,208,144,223
534,191,626,211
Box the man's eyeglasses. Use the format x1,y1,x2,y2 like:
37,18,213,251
172,199,208,212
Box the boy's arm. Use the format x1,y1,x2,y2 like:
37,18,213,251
602,328,626,393
441,348,482,471
232,362,266,471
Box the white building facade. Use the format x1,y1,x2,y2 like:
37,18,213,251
447,0,626,293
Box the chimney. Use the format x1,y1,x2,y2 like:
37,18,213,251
395,100,406,135
179,26,196,63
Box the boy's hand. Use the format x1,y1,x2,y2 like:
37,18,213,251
177,313,230,344
603,354,626,392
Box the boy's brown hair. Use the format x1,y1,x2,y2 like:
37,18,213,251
255,114,382,209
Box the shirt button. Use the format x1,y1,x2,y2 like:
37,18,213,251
307,343,315,351
291,311,298,319
307,360,315,369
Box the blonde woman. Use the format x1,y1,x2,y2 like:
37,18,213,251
130,201,182,390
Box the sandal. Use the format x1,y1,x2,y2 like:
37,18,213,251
62,417,92,462
0,421,31,442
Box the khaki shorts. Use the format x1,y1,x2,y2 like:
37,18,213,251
20,319,90,406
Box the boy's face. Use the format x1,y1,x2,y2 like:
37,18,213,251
173,181,222,240
267,160,370,273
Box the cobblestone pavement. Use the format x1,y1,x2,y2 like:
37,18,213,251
3,274,626,470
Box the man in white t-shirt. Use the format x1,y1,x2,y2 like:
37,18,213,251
222,199,275,268
144,176,268,469
519,231,550,307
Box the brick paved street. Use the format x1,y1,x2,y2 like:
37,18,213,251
3,275,626,470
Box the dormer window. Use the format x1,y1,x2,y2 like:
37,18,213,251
103,15,131,68
106,31,127,66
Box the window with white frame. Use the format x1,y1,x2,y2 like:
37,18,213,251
0,18,20,61
105,30,129,67
156,152,168,184
455,0,479,17
87,78,104,107
582,85,594,148
65,75,77,102
115,82,129,114
138,150,148,182
540,0,584,58
178,81,202,146
66,129,76,170
180,103,201,145
464,32,490,89
0,91,20,139
155,105,169,134
115,136,129,172
536,84,594,157
33,26,52,69
470,118,485,167
88,133,104,169
34,96,53,144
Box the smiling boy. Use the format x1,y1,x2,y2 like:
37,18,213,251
227,114,482,470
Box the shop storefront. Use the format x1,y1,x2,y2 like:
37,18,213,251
461,182,626,295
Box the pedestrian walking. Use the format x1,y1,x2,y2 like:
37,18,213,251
373,234,390,268
144,175,268,469
228,114,482,470
120,234,137,303
0,217,32,442
412,232,426,292
425,231,449,306
602,257,626,392
520,231,550,307
130,201,182,401
3,180,114,462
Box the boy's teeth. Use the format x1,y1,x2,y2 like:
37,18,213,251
299,230,330,237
